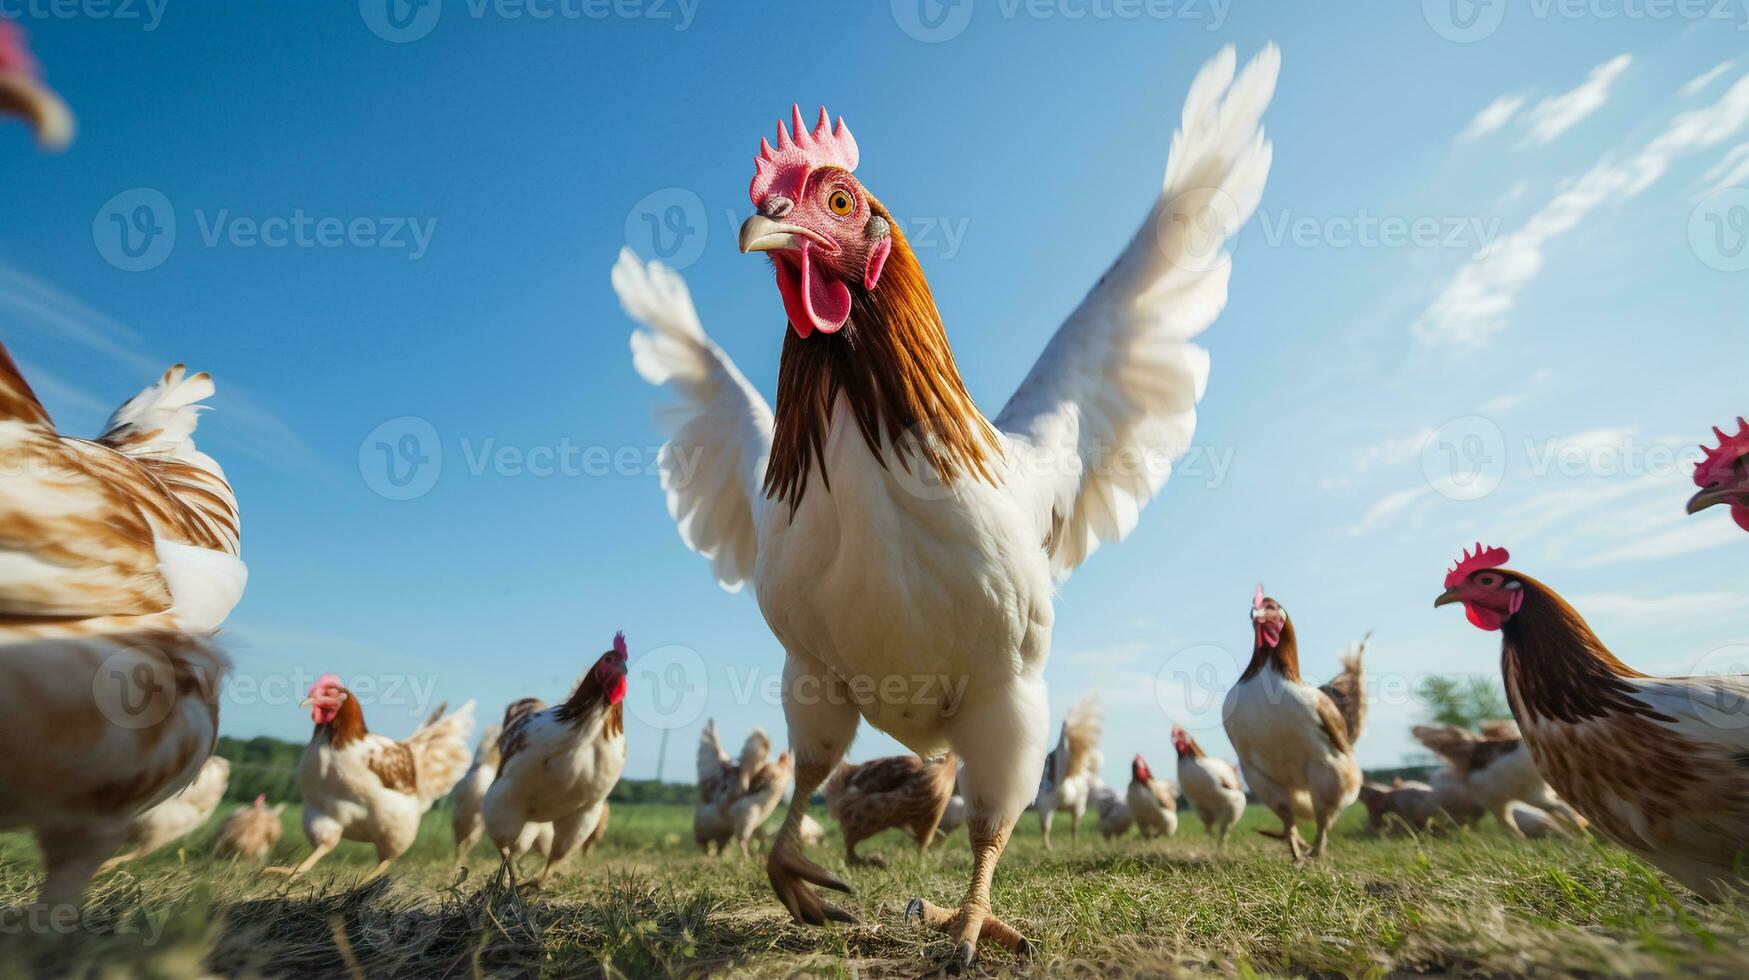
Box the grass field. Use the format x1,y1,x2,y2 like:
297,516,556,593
3,801,1747,977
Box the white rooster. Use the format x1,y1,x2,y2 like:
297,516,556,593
481,634,628,888
100,756,230,872
0,350,244,908
1171,726,1246,846
617,45,1277,968
1035,695,1104,849
263,678,474,879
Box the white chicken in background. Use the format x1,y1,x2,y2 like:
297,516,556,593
1412,722,1585,838
1126,754,1178,839
450,721,501,863
1172,726,1246,846
0,350,245,909
1036,696,1104,849
694,720,781,853
483,634,629,889
726,751,794,858
619,45,1276,966
263,678,474,879
1091,786,1133,840
99,756,230,872
0,22,73,149
1224,587,1362,862
214,794,285,861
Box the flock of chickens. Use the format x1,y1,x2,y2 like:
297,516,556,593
6,22,1749,971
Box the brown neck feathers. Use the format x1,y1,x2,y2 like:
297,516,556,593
763,199,1000,511
318,690,368,748
1500,575,1668,725
1240,619,1301,683
554,667,625,738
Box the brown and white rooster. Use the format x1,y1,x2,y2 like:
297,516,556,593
825,752,959,867
0,22,72,150
1126,754,1177,839
100,755,230,872
1223,587,1363,862
214,794,284,861
1688,417,1749,533
1436,544,1749,897
1171,726,1246,845
619,45,1277,967
482,634,628,888
1036,695,1103,849
1412,721,1584,837
450,719,556,866
264,678,474,879
0,350,244,908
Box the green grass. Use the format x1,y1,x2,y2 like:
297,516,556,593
3,803,1747,977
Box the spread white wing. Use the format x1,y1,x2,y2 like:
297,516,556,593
615,249,774,592
995,45,1277,579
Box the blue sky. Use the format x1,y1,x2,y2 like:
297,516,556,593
2,2,1746,787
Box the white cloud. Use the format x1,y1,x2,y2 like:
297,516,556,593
1696,142,1749,199
1566,591,1749,626
1521,54,1633,147
1346,485,1434,536
1683,61,1735,98
1415,71,1749,347
1459,94,1526,142
1579,519,1736,567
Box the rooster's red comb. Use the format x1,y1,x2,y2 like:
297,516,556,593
749,104,858,207
1694,418,1749,488
253,793,267,807
612,631,627,657
1445,543,1510,588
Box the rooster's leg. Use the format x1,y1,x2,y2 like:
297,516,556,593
1038,808,1053,850
1069,809,1081,847
768,753,857,924
36,821,127,910
904,815,1032,973
96,847,146,876
261,836,337,879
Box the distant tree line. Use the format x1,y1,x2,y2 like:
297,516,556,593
214,735,695,807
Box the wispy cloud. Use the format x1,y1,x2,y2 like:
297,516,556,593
1458,94,1526,142
1567,590,1749,626
1578,518,1735,567
1683,61,1735,98
1346,485,1434,536
1521,54,1633,147
1415,71,1749,347
1695,142,1749,199
0,262,322,472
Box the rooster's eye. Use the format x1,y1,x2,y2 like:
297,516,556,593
1475,573,1500,587
827,189,854,216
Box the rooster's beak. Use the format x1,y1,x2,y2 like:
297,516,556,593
0,73,75,151
298,697,314,709
1687,484,1733,515
1433,587,1462,609
739,214,819,254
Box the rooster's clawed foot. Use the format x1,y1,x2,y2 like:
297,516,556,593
904,897,1034,973
768,843,857,926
